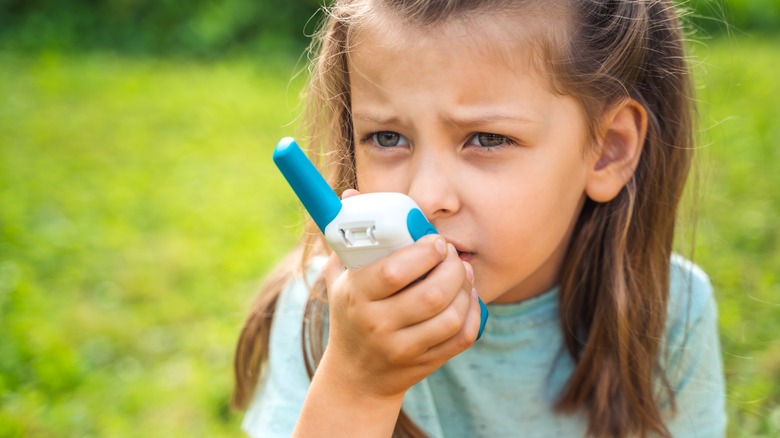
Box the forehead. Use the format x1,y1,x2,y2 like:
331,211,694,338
350,11,543,71
346,7,571,99
351,2,574,60
347,12,561,116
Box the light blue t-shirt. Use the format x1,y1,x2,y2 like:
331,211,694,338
242,255,726,437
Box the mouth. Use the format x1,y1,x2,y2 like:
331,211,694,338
443,237,473,262
455,249,474,263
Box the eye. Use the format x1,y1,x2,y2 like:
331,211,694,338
467,132,510,148
372,131,409,148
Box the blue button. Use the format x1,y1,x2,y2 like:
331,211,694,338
406,208,438,241
477,298,488,340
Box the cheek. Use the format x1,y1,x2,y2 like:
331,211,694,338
353,149,369,190
354,167,371,192
475,160,587,265
354,151,383,192
518,166,587,248
355,153,412,193
356,167,401,192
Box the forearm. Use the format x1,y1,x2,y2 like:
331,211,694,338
292,355,405,437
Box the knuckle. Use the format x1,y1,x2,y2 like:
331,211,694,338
378,263,404,288
371,319,393,336
453,330,476,351
441,307,464,337
360,308,390,335
363,317,381,335
386,345,411,365
420,285,446,312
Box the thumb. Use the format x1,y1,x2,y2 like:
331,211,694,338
323,250,346,292
341,188,361,200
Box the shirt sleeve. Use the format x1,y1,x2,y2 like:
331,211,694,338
663,256,727,437
241,261,324,438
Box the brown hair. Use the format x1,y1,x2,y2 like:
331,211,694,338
233,1,695,437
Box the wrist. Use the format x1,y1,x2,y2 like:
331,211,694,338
316,349,407,406
293,352,406,437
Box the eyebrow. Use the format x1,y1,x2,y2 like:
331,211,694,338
351,111,402,125
352,110,540,126
443,112,541,127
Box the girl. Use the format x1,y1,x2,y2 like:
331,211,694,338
234,0,726,436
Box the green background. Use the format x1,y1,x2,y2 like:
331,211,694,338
1,1,779,436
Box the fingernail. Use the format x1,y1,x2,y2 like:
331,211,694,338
435,238,446,256
464,262,473,283
448,243,456,255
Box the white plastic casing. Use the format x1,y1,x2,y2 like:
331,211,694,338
323,193,420,268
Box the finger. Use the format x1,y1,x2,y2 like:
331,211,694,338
341,188,360,199
357,234,448,301
385,245,472,327
392,283,474,359
418,288,482,363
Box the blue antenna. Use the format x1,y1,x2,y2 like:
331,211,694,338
272,137,342,233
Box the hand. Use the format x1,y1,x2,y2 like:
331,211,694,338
318,189,483,400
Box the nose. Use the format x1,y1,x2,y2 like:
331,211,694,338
406,153,460,220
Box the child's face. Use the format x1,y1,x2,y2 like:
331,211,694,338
349,16,597,303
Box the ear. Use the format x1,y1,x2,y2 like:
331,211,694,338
585,99,648,203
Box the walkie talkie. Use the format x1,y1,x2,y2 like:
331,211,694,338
273,137,488,339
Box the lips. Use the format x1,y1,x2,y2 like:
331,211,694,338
457,251,473,262
453,246,474,262
442,237,473,262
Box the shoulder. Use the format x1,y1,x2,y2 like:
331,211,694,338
662,255,727,435
241,256,328,438
274,256,328,318
664,253,719,357
667,253,716,331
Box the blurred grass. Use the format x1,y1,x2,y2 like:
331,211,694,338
685,36,780,435
0,36,778,436
0,51,308,436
